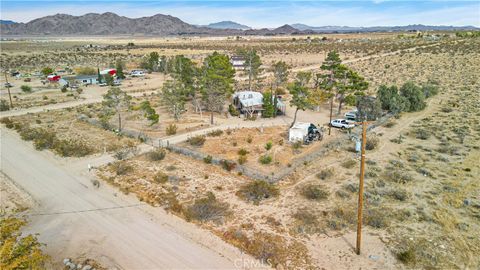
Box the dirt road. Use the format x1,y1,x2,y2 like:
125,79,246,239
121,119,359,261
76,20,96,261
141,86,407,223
0,128,257,269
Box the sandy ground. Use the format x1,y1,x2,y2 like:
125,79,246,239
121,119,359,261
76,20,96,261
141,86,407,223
0,171,36,214
0,127,262,269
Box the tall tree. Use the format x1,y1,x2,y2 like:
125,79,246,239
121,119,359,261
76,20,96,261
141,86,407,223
115,59,126,79
295,71,312,87
238,49,262,91
337,68,368,114
161,80,187,121
288,81,313,128
102,87,131,132
201,52,235,124
271,61,289,90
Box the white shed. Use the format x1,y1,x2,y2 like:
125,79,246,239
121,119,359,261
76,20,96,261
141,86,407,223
288,122,311,142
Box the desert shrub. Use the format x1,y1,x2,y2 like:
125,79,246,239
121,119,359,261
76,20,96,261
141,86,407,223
246,135,253,143
384,169,413,184
400,81,426,112
237,148,248,156
0,100,10,111
153,172,169,184
237,180,279,203
441,107,453,113
365,136,379,150
414,128,431,140
389,189,409,201
259,154,272,165
53,139,93,157
377,85,407,114
207,129,223,137
228,104,239,116
112,161,133,175
29,128,56,150
341,159,357,168
364,208,389,228
203,155,212,164
265,141,273,150
147,148,166,161
327,205,357,230
20,85,32,93
187,135,206,146
397,246,417,265
292,141,302,150
421,82,439,98
113,147,137,160
220,160,236,171
238,155,247,165
0,117,14,128
301,184,329,200
0,217,49,269
166,124,177,135
316,168,334,180
292,209,319,234
184,192,229,223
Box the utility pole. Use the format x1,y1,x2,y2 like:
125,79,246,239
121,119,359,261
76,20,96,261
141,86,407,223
355,120,373,255
4,71,14,108
328,71,334,135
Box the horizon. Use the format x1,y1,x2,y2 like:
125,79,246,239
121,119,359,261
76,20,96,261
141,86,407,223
1,1,479,28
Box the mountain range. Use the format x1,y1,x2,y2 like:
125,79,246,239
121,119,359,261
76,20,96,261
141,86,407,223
1,12,477,36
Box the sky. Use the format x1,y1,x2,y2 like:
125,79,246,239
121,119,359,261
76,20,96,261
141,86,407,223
1,1,479,27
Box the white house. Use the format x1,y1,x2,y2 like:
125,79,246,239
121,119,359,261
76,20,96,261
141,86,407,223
232,91,286,116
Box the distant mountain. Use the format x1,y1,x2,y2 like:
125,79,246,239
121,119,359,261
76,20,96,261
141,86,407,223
0,20,16,25
206,21,250,30
291,23,479,32
2,12,477,36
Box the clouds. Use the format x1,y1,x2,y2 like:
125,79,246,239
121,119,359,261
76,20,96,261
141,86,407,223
1,1,479,27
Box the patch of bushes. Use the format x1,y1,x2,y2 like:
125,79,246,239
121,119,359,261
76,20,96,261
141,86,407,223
220,160,236,171
388,189,409,201
21,85,32,93
203,155,212,164
113,146,138,160
384,169,413,184
237,148,248,156
327,205,357,230
265,141,273,150
112,161,133,175
54,139,94,157
341,159,357,169
166,123,177,135
147,148,166,161
184,192,229,223
397,246,416,265
292,209,319,234
228,104,239,116
187,135,206,146
153,172,169,184
0,99,10,111
364,207,390,228
207,129,223,137
246,135,253,143
301,184,329,201
414,128,431,140
316,168,334,180
365,136,379,150
238,155,247,165
0,117,14,128
237,180,279,203
259,154,272,165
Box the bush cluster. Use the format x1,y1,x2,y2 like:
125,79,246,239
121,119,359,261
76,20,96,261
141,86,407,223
187,135,206,146
301,184,330,200
184,192,229,223
147,148,166,161
237,180,279,203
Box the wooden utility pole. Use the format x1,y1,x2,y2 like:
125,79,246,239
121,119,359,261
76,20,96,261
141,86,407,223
328,72,334,135
355,120,374,255
4,71,14,108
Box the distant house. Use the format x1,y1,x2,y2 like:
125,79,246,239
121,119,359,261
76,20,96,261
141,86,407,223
230,55,245,69
232,90,286,116
70,75,100,85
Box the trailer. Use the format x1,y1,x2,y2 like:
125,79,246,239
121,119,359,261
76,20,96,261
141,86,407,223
289,122,323,144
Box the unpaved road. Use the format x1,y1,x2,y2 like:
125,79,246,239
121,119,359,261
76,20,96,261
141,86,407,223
0,128,258,269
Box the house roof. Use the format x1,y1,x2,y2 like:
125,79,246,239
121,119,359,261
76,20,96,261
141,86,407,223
74,75,98,80
233,91,263,107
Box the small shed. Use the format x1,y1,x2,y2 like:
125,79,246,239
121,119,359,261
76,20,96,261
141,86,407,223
230,55,246,69
100,69,116,76
232,91,264,116
288,122,311,142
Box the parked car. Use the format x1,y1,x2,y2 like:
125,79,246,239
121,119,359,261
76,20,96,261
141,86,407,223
4,82,14,88
330,119,355,129
98,83,108,87
344,110,358,121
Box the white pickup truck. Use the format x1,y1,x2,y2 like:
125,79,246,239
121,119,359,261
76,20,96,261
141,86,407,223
330,119,355,129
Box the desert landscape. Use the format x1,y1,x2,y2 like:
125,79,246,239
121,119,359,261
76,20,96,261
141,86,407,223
1,3,479,270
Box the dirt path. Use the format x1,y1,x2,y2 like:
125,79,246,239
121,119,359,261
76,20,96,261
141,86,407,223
0,128,260,269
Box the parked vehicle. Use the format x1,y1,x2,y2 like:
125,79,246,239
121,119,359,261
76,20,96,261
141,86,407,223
289,122,323,144
130,70,145,77
344,110,358,121
330,119,355,129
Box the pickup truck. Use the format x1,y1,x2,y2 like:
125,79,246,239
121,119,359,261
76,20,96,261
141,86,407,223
330,119,355,129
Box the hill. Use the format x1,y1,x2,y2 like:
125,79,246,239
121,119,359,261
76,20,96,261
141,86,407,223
206,21,251,30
